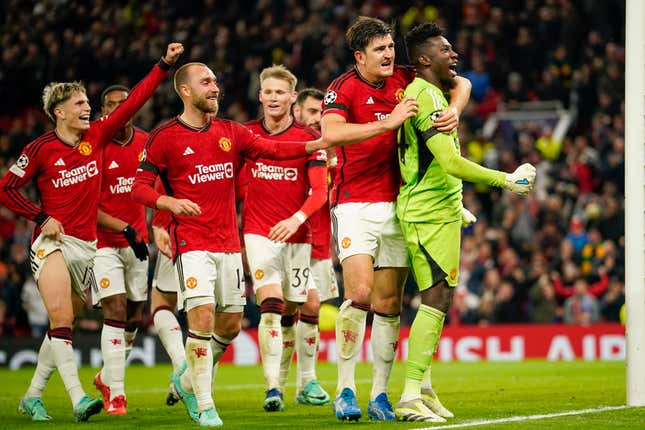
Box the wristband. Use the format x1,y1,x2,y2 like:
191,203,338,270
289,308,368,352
35,212,51,226
292,211,307,224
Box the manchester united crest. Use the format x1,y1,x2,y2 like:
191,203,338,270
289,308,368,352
78,141,92,155
186,277,198,289
394,88,405,102
219,137,232,152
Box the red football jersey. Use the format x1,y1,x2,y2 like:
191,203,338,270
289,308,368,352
97,127,149,248
132,117,311,257
242,120,325,244
322,65,415,205
0,62,169,242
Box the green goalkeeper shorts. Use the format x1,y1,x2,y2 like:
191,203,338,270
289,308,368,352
400,219,461,290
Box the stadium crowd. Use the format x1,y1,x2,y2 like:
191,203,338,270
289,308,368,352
0,0,625,337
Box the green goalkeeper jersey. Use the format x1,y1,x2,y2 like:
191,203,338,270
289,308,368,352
397,77,505,223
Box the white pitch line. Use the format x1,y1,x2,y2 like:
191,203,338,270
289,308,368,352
129,378,371,394
414,405,629,429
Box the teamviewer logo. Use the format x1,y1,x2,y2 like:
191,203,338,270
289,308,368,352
284,168,297,181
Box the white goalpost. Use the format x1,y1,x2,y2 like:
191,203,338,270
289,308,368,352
625,0,645,407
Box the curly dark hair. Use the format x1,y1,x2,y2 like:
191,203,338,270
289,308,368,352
405,22,444,65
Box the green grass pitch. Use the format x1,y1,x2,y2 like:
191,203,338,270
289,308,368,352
0,360,641,429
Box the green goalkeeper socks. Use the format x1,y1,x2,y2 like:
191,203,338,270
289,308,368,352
402,305,445,400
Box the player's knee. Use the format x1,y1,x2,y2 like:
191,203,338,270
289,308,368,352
189,304,215,331
300,299,320,316
220,323,240,340
301,290,320,315
102,297,127,321
372,295,402,315
421,282,454,313
344,283,371,305
284,300,300,316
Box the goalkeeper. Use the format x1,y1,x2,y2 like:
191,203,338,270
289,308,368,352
394,23,536,423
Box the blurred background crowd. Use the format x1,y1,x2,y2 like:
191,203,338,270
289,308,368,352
0,0,625,337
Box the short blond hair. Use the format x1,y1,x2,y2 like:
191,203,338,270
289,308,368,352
259,65,297,91
42,81,86,123
173,62,209,96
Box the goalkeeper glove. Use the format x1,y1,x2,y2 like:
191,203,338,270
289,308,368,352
504,163,536,195
461,207,477,227
122,224,149,261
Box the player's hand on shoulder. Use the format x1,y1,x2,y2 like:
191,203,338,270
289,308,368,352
41,217,64,244
163,43,184,65
434,106,459,133
384,97,418,130
504,163,537,195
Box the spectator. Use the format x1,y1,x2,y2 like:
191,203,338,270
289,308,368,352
563,278,600,325
20,276,48,338
534,126,561,161
529,274,557,323
600,277,625,323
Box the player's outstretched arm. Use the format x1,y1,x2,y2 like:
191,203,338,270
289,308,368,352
100,43,184,141
434,76,472,133
427,134,535,194
504,163,537,195
241,123,328,160
321,97,418,147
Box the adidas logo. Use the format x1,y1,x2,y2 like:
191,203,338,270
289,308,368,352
54,158,65,166
108,160,119,169
366,96,374,105
183,147,195,156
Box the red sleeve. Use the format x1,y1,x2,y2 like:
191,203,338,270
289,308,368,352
132,134,166,209
151,179,171,227
96,60,170,144
0,145,47,224
552,276,573,299
237,124,309,161
322,81,351,120
589,274,609,297
298,152,328,219
132,168,160,209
